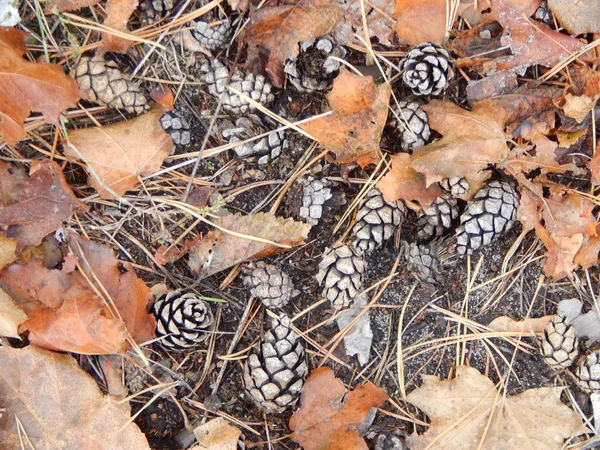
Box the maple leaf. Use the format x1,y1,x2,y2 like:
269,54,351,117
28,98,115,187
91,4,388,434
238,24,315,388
289,366,388,450
65,106,172,199
0,27,80,146
300,69,391,168
245,0,342,87
99,0,139,54
410,100,508,189
0,160,89,250
188,213,311,278
407,366,586,450
393,0,446,45
377,153,442,207
547,0,600,35
332,0,395,46
0,346,150,449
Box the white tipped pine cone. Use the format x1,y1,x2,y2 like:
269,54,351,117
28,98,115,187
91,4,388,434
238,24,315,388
316,241,366,309
242,261,299,309
390,101,430,150
152,291,214,350
455,180,519,256
160,110,191,147
243,314,308,413
284,36,346,92
139,0,174,25
439,177,469,197
576,349,600,393
352,188,406,254
193,18,232,51
221,116,287,165
298,176,346,225
417,195,459,241
403,241,441,285
198,58,274,115
541,313,579,370
399,43,454,96
73,55,149,115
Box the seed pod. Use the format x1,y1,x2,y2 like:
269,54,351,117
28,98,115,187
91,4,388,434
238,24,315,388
193,18,232,51
139,0,174,25
402,241,441,285
541,313,579,370
439,177,469,197
417,195,459,241
242,261,299,309
221,116,287,165
399,42,454,96
576,349,600,393
389,101,431,150
160,110,191,147
298,176,346,225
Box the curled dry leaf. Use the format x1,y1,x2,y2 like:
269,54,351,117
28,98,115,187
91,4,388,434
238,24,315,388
98,0,138,54
407,366,586,450
188,212,311,278
289,366,388,450
66,106,172,199
0,160,89,250
245,0,342,87
0,346,150,450
393,0,446,45
0,27,80,146
300,69,390,168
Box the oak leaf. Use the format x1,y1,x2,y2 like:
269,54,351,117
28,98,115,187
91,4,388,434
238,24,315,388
0,160,89,249
407,366,586,450
188,213,311,278
66,106,172,199
245,0,342,87
0,346,150,450
289,366,388,450
393,0,446,45
377,153,442,207
98,0,139,54
0,27,80,146
300,69,390,168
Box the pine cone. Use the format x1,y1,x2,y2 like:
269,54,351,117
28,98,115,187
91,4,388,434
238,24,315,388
374,432,405,450
243,314,308,413
403,241,441,284
152,291,214,350
221,116,287,165
160,110,191,147
390,101,430,150
399,42,454,96
193,18,232,51
198,58,274,115
352,188,406,254
73,55,149,115
576,349,600,393
242,261,299,309
298,176,346,225
455,180,519,256
439,177,469,197
139,0,174,25
541,313,579,370
284,36,346,92
417,195,459,241
316,241,366,309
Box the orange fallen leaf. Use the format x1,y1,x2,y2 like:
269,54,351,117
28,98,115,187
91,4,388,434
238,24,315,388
0,27,80,146
393,0,446,45
155,236,200,265
0,346,150,449
65,106,172,199
590,141,600,185
45,0,101,12
0,287,27,338
561,66,600,123
245,0,342,86
289,366,388,450
300,69,390,168
150,84,175,111
377,153,442,207
0,160,89,249
487,315,552,334
188,212,311,278
98,0,139,54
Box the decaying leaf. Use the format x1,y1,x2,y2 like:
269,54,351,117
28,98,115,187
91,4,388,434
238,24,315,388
0,27,80,146
0,287,26,338
193,417,242,450
300,69,390,168
458,0,541,26
0,232,16,270
188,213,311,278
336,294,372,366
98,0,138,54
407,366,587,450
393,0,446,45
290,366,388,450
561,66,600,123
377,153,442,206
548,0,600,35
155,236,200,265
0,160,89,249
245,0,342,86
332,0,395,46
0,346,150,450
45,0,101,12
66,106,172,199
0,161,27,205
487,315,552,334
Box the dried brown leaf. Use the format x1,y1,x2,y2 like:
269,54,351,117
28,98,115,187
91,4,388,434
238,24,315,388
193,418,242,450
548,0,600,35
561,66,600,123
458,0,541,26
45,0,101,12
487,315,552,334
332,0,396,46
155,236,200,265
188,213,311,278
393,0,446,45
0,232,16,271
0,287,26,338
98,0,139,54
0,161,27,206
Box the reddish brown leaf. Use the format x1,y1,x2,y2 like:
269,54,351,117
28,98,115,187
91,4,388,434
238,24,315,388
0,27,80,146
0,161,27,206
289,366,388,450
188,213,311,278
561,66,600,123
98,0,139,54
393,0,446,45
377,153,442,207
245,0,342,86
300,69,390,168
0,160,88,250
155,236,200,265
589,142,600,184
150,85,175,111
65,106,172,199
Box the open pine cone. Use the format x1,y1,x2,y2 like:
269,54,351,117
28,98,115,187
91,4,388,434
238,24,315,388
541,313,579,370
399,42,454,96
221,115,287,165
242,261,299,309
